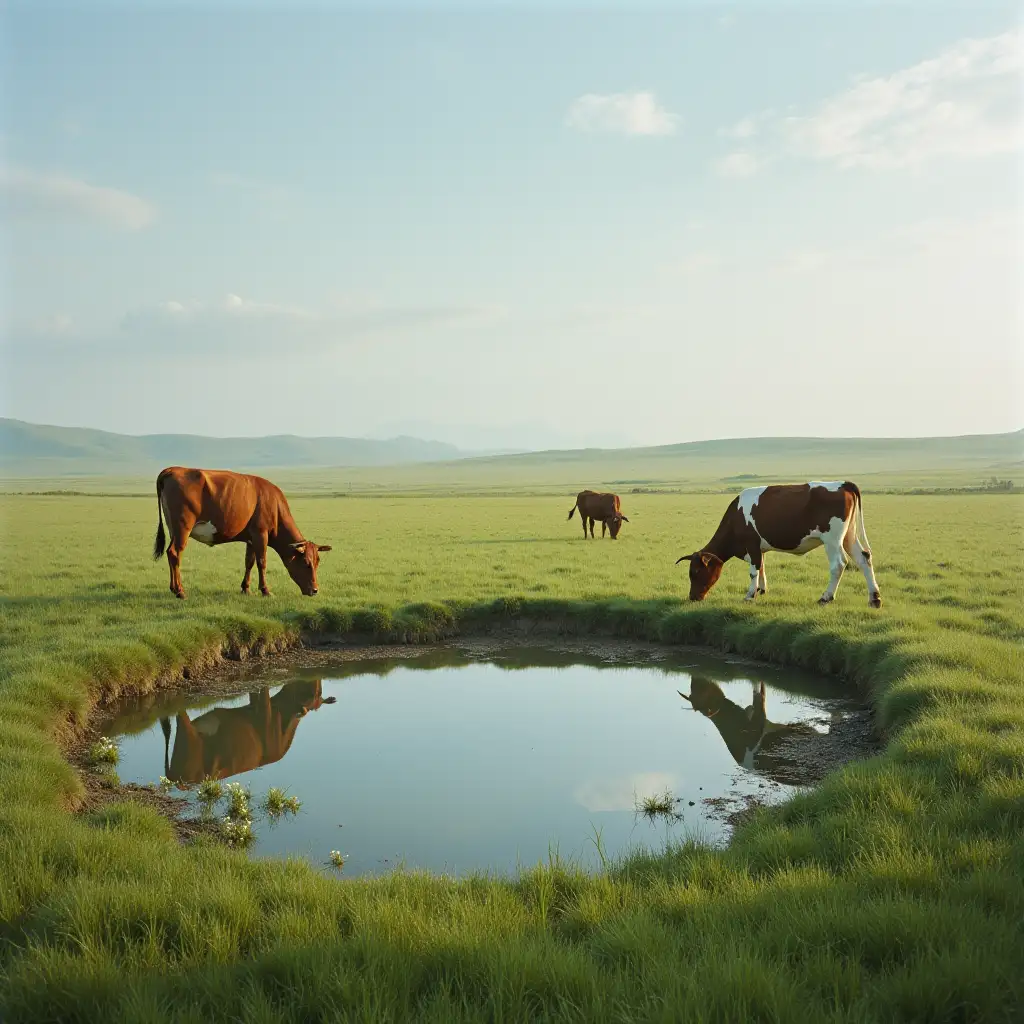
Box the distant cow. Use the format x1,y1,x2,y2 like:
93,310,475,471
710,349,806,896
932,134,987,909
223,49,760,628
160,679,334,784
676,481,881,606
153,467,331,599
567,490,630,539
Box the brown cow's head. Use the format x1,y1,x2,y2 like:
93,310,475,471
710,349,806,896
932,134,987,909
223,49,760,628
675,550,724,600
283,541,332,596
608,514,629,539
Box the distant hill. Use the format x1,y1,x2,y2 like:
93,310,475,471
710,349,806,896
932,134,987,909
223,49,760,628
0,418,467,476
1,418,1020,492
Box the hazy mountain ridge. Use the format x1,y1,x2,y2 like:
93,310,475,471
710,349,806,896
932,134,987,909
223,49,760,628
1,417,1020,480
0,418,466,473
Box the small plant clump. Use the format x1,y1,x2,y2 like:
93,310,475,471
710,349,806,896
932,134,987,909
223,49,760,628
263,787,301,817
223,782,251,820
637,789,684,823
329,850,346,870
88,736,120,767
222,817,254,849
198,777,223,803
157,776,174,793
97,766,120,789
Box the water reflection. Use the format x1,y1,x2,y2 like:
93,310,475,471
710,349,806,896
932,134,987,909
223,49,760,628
678,676,818,783
160,680,336,785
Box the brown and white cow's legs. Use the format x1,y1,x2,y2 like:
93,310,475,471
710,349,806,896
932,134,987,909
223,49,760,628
757,558,768,595
818,516,851,604
844,532,882,608
241,543,256,595
743,555,760,600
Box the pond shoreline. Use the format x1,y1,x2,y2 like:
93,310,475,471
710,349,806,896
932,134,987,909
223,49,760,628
69,625,883,858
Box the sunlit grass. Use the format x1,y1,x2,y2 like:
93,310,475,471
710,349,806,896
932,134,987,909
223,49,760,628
0,490,1021,1020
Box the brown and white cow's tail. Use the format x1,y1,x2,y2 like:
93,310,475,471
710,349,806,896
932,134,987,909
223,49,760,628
153,473,168,560
842,481,872,555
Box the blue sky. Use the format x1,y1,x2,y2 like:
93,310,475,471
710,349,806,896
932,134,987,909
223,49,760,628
2,2,1020,449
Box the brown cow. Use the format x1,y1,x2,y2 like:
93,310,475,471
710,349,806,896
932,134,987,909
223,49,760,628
676,481,881,606
567,490,630,539
160,679,334,784
153,466,331,599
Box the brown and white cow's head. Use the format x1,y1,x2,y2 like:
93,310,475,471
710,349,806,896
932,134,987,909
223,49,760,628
283,541,332,596
675,550,724,601
608,514,630,539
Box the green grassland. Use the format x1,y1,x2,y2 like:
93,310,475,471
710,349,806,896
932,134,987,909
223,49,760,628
1,486,1023,1021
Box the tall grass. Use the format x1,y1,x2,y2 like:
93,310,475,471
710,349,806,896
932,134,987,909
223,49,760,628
0,491,1022,1021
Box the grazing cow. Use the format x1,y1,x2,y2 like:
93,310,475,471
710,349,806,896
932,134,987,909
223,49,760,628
678,677,817,783
567,490,630,539
160,679,334,784
676,481,881,606
153,467,331,599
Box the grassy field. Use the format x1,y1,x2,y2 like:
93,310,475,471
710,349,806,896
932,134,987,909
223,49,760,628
1,487,1023,1021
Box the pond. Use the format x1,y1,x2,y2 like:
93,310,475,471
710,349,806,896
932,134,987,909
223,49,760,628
105,642,871,877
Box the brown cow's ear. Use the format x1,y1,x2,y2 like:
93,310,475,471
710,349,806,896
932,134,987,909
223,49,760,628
317,544,332,552
620,516,629,522
291,542,307,553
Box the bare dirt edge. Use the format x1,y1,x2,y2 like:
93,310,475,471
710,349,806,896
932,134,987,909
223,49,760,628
66,622,883,853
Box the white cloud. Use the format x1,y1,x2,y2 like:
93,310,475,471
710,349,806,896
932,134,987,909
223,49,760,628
566,91,678,137
574,772,680,814
93,293,502,359
714,151,760,178
26,313,74,337
717,30,1022,173
0,165,156,229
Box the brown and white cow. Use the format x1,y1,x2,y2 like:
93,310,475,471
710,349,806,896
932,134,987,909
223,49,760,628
676,481,881,607
567,490,630,539
153,467,331,599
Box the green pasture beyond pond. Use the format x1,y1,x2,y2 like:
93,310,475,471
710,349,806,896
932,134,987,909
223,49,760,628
0,491,1022,1022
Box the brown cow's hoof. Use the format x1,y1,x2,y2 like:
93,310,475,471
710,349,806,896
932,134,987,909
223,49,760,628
260,590,272,598
870,594,882,608
175,591,186,600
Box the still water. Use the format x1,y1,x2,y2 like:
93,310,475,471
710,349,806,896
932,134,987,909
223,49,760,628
107,644,860,877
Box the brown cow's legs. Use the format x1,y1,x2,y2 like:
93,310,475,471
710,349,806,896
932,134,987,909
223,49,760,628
166,521,193,599
601,520,607,538
254,534,272,596
588,517,596,538
241,543,256,595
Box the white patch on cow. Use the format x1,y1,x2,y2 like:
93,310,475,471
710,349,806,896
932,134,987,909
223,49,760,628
193,715,220,736
737,486,767,527
808,480,844,492
190,521,218,546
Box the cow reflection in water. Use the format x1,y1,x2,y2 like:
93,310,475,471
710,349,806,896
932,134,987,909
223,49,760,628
160,680,335,784
679,677,818,785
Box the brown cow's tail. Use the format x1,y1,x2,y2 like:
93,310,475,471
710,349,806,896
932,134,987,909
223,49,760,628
567,499,578,521
153,473,167,560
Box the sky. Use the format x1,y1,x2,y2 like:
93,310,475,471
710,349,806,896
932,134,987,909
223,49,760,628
1,1,1021,450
